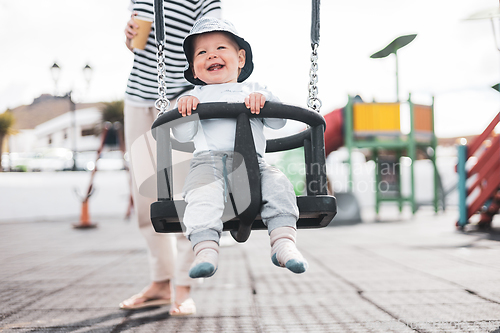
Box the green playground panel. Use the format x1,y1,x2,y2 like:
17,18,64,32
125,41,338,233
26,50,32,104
344,94,439,215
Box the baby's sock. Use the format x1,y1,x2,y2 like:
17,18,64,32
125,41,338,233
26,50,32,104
270,227,308,274
189,241,219,278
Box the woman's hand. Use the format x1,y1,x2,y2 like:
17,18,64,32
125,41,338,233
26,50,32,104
177,96,199,117
245,93,266,114
125,13,139,52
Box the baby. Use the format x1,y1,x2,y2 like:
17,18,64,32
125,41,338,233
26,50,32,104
172,17,308,278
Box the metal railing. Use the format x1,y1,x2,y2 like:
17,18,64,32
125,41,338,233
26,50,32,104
457,111,500,227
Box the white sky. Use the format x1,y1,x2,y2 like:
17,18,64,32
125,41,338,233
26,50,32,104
1,0,499,138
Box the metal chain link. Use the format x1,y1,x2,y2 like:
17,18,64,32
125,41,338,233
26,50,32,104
155,42,170,118
307,43,322,112
155,39,320,116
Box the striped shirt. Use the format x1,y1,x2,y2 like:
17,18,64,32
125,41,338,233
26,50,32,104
125,0,221,105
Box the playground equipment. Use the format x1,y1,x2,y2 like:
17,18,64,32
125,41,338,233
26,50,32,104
319,31,441,219
320,92,443,220
458,5,500,229
333,94,441,216
370,34,417,102
457,112,500,230
149,0,337,243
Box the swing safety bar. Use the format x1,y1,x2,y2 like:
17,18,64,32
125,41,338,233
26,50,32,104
150,102,337,242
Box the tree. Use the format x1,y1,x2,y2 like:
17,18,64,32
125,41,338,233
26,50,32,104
100,100,124,124
0,110,15,171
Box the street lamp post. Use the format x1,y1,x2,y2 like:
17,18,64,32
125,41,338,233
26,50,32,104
50,62,93,171
50,62,60,96
68,90,77,171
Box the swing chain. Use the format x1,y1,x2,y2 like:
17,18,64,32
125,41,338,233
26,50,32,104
155,42,170,118
307,43,322,112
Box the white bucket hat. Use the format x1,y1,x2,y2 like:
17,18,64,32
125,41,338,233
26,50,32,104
183,17,254,85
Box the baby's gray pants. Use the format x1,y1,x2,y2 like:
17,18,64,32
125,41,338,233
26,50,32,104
181,151,299,247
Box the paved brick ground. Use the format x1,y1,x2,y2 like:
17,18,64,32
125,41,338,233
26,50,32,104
1,172,500,332
1,208,500,332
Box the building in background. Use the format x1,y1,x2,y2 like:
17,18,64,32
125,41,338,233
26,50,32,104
8,94,103,153
0,94,124,172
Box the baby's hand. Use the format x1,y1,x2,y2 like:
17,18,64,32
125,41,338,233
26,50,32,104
245,93,266,114
177,96,199,117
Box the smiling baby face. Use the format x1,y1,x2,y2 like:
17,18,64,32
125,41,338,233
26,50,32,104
191,31,246,85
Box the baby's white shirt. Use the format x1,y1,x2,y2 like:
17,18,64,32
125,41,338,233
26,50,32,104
172,82,286,156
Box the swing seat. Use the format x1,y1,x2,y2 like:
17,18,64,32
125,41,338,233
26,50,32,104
150,102,337,242
151,195,336,232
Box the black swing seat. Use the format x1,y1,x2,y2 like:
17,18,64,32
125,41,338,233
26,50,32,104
150,102,337,242
151,195,336,232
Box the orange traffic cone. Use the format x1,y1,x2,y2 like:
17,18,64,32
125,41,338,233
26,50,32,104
72,125,111,229
73,200,97,229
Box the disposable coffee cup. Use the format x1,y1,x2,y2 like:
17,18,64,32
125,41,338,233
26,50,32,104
131,16,153,50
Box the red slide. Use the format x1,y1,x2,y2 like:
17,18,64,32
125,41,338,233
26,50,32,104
323,108,345,156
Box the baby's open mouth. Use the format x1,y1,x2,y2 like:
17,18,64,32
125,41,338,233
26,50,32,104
208,64,224,71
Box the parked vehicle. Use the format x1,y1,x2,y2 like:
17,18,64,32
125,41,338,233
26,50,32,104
27,148,74,172
3,149,126,172
1,153,10,171
3,152,37,172
76,150,126,171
